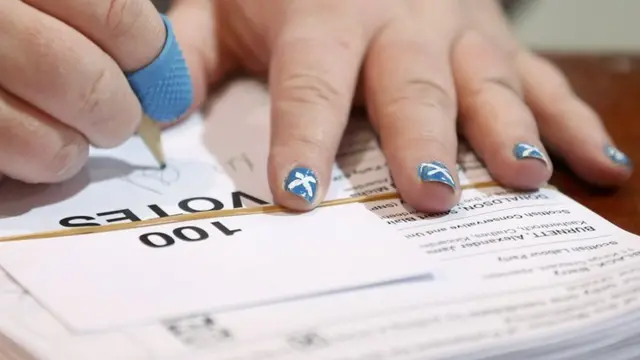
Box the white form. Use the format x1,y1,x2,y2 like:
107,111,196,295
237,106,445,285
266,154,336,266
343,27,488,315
0,204,433,332
1,185,640,360
2,79,630,359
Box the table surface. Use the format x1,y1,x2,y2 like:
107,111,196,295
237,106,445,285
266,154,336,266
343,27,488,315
543,54,639,235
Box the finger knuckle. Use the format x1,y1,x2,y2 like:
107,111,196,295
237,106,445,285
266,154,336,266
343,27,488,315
291,133,333,158
484,77,522,99
382,79,456,121
278,70,346,110
105,0,139,38
408,130,452,154
324,31,362,55
39,133,88,182
77,68,136,148
78,68,111,120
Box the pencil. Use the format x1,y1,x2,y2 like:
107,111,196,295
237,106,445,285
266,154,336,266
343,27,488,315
137,115,166,169
125,14,193,169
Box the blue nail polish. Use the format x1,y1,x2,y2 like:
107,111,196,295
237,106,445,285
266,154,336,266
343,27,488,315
284,167,318,203
513,143,547,164
418,161,456,189
604,144,633,168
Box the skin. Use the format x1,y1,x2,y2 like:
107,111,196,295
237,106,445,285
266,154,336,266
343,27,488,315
0,0,633,213
0,0,166,183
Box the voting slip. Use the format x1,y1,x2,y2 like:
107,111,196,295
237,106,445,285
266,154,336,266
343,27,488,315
0,204,433,331
1,80,640,360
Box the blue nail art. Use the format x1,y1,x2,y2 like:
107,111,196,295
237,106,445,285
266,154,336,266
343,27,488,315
604,144,633,168
418,161,456,189
284,167,318,203
513,143,547,164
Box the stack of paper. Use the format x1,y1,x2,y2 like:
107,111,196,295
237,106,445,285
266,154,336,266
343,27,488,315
0,79,639,360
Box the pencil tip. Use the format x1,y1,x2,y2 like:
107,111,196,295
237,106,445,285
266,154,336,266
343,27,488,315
160,163,167,170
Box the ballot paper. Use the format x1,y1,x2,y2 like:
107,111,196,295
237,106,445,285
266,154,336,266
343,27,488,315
0,204,433,331
0,79,639,360
2,185,640,360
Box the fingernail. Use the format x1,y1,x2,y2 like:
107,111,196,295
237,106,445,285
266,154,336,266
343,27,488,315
418,161,456,189
604,144,633,168
284,166,319,204
513,142,548,164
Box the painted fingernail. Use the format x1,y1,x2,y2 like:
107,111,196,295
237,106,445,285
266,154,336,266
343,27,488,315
418,161,456,189
513,143,548,164
604,144,633,168
284,166,319,203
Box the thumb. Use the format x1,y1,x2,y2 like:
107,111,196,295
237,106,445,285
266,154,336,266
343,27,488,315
165,0,235,120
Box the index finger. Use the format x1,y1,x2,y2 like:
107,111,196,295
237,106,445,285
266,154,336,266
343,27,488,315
24,0,166,72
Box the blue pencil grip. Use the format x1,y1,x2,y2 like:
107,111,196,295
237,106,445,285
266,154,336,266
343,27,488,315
125,14,193,122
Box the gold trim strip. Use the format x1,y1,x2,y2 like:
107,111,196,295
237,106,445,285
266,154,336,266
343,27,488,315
0,181,511,243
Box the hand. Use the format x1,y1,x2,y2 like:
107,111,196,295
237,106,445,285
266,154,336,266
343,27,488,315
168,0,634,212
0,0,167,184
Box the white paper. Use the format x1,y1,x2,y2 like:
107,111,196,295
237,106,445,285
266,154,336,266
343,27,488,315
0,79,633,360
153,188,640,360
3,185,640,360
0,203,433,331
